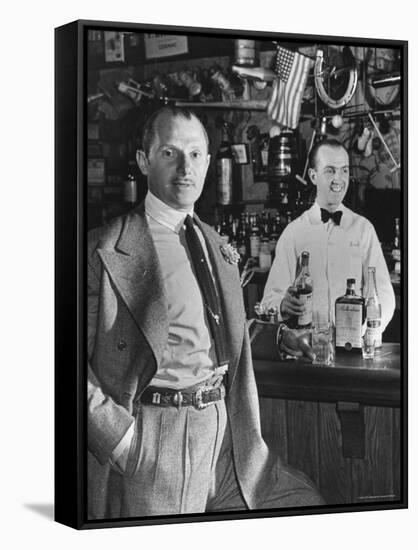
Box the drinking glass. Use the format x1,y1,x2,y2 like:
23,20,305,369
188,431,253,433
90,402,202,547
362,331,376,359
312,321,335,366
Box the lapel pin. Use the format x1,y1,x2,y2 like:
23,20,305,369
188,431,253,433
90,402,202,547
220,244,240,266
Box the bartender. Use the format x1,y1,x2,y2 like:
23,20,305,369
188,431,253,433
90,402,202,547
262,139,395,332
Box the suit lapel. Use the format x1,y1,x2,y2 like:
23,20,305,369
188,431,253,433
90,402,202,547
97,206,169,368
196,217,245,384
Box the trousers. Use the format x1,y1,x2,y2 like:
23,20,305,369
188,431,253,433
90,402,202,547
112,398,324,518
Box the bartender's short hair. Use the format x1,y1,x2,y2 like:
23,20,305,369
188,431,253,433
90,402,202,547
142,106,209,156
309,139,348,169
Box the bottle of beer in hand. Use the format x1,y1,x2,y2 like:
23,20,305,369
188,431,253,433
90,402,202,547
293,251,313,329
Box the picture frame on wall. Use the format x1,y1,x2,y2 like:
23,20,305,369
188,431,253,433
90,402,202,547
231,143,250,164
55,19,407,530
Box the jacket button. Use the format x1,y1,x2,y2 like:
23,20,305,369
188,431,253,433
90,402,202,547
117,339,127,351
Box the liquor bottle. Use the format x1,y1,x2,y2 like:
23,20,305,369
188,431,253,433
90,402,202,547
259,237,272,270
219,216,230,245
285,211,293,226
392,217,401,276
365,266,382,348
216,124,234,205
123,162,138,205
314,116,328,144
335,278,365,352
292,251,313,329
249,214,261,262
237,226,248,265
230,218,238,249
269,214,280,259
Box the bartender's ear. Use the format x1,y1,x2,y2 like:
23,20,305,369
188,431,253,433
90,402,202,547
137,150,149,176
308,167,317,186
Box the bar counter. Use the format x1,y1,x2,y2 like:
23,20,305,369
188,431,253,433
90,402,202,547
249,321,403,505
253,343,401,408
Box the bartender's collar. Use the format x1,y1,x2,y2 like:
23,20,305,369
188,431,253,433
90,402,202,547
145,191,194,233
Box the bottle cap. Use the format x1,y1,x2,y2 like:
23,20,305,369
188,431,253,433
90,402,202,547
347,278,356,285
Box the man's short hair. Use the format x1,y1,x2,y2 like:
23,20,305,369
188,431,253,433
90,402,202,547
141,106,209,157
308,138,349,170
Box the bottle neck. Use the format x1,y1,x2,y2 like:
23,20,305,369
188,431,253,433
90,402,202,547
365,269,378,299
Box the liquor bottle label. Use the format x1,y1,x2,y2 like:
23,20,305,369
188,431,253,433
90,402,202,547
367,319,382,348
216,158,233,205
335,303,363,348
250,235,260,258
392,249,401,262
297,292,312,326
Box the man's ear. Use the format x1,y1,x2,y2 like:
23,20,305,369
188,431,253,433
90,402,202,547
137,150,149,176
308,167,317,186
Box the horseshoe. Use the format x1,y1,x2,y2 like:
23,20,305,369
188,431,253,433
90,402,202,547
314,49,358,110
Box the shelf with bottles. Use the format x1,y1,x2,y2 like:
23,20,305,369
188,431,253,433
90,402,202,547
213,207,299,275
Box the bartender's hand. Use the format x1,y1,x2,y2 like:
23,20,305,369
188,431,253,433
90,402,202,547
280,286,306,318
281,327,315,361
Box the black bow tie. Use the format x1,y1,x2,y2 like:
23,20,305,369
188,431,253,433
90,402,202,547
320,209,343,225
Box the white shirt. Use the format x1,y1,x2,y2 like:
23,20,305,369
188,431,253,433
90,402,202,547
262,202,395,332
145,191,217,389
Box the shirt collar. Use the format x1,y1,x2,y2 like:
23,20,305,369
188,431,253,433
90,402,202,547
145,191,194,233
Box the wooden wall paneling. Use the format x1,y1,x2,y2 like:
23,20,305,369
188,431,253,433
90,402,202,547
258,397,288,462
318,403,352,504
286,400,320,486
351,406,396,503
392,408,401,500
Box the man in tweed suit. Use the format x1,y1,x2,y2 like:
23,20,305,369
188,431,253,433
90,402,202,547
87,106,323,518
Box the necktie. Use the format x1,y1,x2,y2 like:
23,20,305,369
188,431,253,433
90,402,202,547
183,215,229,370
320,208,343,225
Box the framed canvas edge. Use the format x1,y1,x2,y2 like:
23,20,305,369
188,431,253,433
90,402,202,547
54,19,408,530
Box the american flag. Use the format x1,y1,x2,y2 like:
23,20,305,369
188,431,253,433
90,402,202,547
267,46,311,129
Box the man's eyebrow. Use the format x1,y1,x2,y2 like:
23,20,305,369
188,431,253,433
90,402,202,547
323,164,349,169
157,143,204,149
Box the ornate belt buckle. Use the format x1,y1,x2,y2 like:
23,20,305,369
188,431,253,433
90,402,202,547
194,387,209,410
172,391,183,409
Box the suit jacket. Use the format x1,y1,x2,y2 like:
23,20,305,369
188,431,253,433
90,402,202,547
87,203,279,519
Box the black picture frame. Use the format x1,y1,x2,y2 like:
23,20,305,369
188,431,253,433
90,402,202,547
55,19,408,530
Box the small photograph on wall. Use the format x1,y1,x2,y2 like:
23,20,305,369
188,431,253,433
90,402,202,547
55,20,407,530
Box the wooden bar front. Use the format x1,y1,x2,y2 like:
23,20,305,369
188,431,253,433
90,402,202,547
252,337,402,505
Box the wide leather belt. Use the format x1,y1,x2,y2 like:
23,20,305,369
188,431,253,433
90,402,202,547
140,384,225,410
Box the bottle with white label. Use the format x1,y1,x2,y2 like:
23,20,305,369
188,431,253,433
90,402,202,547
335,278,365,352
293,251,313,329
216,124,234,205
365,266,382,348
